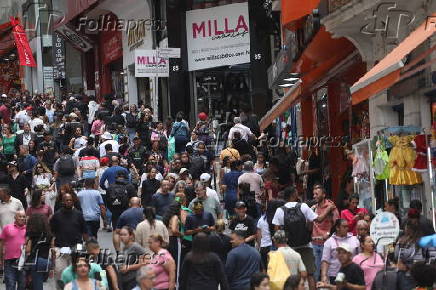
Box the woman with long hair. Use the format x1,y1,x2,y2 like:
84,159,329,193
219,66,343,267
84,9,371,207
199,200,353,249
64,257,101,290
179,233,229,290
54,184,81,212
25,213,54,290
32,162,56,211
148,234,176,290
119,226,146,290
26,189,53,219
340,193,368,235
257,199,285,269
254,152,267,175
352,235,384,290
135,207,169,254
0,125,16,161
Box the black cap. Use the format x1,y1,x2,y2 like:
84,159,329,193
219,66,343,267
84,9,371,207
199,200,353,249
235,201,246,209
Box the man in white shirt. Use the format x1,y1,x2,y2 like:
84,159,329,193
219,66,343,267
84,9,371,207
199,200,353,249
228,117,253,142
0,185,24,231
272,186,335,290
28,109,44,133
199,173,220,203
15,107,31,127
273,230,307,277
99,132,119,157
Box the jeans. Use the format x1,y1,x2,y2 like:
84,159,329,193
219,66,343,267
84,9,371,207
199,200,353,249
4,259,25,290
30,257,49,290
85,220,100,238
312,243,324,282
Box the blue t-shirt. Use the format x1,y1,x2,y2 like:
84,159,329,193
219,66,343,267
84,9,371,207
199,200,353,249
151,192,175,217
185,211,215,235
223,170,242,198
77,189,104,221
116,207,144,229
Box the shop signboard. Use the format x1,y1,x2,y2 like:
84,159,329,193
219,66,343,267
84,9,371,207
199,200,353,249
43,66,54,93
53,33,65,79
102,32,123,65
134,49,169,77
370,212,400,252
186,2,250,71
56,24,92,52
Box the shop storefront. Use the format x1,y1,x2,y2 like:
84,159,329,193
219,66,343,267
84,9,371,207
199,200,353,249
350,15,436,217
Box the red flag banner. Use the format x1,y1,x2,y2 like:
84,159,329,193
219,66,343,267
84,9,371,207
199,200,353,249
10,17,36,67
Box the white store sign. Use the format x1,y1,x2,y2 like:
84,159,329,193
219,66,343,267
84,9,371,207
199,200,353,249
134,49,169,77
370,211,400,252
186,2,251,71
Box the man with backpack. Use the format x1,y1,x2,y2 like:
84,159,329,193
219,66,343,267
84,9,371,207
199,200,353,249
53,148,77,188
106,170,136,252
272,186,336,290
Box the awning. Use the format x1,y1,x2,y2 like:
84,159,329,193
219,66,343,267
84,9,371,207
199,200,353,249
259,80,302,131
282,0,320,25
351,14,436,105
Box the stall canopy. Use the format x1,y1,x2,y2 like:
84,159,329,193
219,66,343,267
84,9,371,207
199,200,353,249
0,17,36,67
351,14,436,105
259,80,302,131
282,0,320,26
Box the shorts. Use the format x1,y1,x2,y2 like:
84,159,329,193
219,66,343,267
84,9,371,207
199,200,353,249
295,246,316,275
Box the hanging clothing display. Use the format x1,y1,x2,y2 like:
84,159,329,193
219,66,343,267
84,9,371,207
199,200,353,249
372,135,390,180
388,135,422,185
412,134,428,172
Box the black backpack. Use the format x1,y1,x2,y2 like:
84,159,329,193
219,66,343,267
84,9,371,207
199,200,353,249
107,184,129,210
190,155,206,180
282,203,312,247
57,155,75,176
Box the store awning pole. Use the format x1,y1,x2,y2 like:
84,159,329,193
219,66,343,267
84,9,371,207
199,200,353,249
427,142,436,231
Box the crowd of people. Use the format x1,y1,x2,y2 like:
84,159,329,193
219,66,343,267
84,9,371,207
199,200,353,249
0,91,434,290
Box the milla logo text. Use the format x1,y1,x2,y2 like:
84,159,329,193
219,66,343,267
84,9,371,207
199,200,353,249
360,2,415,39
192,15,249,39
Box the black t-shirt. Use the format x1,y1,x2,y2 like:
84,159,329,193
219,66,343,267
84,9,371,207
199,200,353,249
338,262,365,289
50,208,86,247
229,215,256,246
26,232,52,260
209,232,232,264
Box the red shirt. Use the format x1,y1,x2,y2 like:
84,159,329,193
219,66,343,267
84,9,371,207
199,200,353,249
340,208,368,235
0,105,11,125
312,199,339,245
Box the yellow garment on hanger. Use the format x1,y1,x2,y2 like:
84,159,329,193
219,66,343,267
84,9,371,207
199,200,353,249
388,135,422,185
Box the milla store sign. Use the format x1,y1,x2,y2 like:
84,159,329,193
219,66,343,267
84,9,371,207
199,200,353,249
134,49,169,77
186,2,251,71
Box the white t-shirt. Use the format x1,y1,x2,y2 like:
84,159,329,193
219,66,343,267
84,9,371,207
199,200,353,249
99,140,119,157
206,187,220,203
29,117,44,132
272,202,318,226
257,216,272,247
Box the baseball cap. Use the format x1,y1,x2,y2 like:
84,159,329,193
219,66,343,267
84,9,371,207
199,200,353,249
101,132,113,140
69,112,78,118
200,173,211,182
235,201,246,209
1,93,7,98
180,168,189,175
336,243,352,254
7,161,17,167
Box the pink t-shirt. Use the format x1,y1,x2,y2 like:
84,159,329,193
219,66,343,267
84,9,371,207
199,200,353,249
26,204,53,219
150,249,173,289
352,253,384,290
0,223,26,260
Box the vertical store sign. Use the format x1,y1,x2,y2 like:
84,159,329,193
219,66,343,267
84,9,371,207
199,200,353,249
53,33,66,79
10,17,36,67
185,2,251,71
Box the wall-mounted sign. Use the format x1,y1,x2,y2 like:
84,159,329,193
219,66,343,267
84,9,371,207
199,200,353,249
56,24,92,52
134,49,169,77
186,2,250,71
53,32,65,79
127,20,146,51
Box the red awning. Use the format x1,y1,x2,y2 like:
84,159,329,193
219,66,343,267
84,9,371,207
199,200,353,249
259,27,356,130
351,14,436,105
282,0,320,26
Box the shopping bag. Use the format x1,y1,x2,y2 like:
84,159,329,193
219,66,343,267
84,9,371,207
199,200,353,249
267,251,291,290
168,136,176,161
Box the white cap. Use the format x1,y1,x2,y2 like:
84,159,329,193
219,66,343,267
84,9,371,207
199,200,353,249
200,173,211,182
101,132,113,140
1,94,7,98
336,243,352,254
180,168,189,175
69,112,78,118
